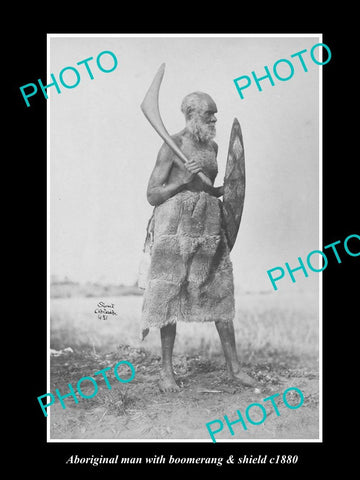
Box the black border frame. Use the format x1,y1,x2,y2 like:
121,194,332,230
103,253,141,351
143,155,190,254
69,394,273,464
13,25,356,472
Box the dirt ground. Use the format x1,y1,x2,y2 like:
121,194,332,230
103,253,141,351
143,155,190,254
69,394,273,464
49,345,319,441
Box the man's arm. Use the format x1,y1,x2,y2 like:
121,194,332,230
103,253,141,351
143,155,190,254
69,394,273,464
203,184,224,197
146,143,195,206
202,141,224,197
212,185,225,197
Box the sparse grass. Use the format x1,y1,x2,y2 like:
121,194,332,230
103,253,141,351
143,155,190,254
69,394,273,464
50,290,319,359
49,290,320,440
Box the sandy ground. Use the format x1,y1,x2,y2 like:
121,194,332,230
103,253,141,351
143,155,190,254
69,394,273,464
48,345,319,441
48,291,319,441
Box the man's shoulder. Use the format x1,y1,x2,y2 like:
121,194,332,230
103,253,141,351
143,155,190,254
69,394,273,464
170,129,186,147
158,130,185,154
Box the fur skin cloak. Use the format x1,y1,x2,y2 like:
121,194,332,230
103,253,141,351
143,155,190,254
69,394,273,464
140,189,235,339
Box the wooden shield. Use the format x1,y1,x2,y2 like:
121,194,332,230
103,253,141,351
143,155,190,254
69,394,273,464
222,118,245,251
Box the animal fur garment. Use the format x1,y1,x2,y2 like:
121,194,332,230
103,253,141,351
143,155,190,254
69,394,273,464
140,190,235,339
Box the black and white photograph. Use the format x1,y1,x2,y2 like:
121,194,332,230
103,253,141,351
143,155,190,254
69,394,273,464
47,34,321,442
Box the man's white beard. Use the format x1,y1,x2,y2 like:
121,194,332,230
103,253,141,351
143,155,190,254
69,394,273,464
187,115,216,143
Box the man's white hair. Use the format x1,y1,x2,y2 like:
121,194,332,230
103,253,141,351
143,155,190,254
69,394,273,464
180,92,215,121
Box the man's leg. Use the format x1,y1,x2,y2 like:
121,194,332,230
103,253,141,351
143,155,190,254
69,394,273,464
215,320,255,387
159,323,180,392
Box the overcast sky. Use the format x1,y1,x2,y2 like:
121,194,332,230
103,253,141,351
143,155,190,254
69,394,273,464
49,34,322,293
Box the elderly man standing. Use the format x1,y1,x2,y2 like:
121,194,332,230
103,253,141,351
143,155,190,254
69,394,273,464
141,91,255,392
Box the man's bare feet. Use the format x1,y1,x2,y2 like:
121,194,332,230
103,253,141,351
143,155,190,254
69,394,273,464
158,369,180,393
215,321,256,387
228,365,256,387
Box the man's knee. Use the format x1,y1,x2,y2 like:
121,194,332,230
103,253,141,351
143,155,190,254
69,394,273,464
160,322,177,336
215,319,234,330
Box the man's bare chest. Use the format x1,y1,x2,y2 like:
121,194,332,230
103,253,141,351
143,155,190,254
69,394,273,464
181,139,218,178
